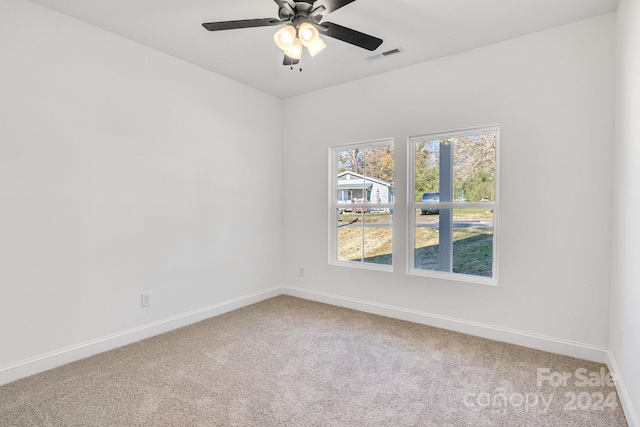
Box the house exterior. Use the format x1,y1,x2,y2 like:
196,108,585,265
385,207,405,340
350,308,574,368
337,171,393,205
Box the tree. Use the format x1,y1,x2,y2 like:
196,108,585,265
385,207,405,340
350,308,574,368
453,133,496,201
337,145,394,183
462,169,495,202
363,145,394,183
337,148,363,175
414,140,440,201
413,133,496,202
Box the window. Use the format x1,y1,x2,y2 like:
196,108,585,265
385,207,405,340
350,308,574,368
329,139,394,270
408,126,498,284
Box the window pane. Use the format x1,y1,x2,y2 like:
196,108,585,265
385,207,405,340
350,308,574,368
414,139,440,202
337,209,363,262
363,210,392,265
364,145,393,191
452,209,494,277
414,208,440,271
336,208,394,266
453,132,497,203
336,148,366,204
336,144,394,205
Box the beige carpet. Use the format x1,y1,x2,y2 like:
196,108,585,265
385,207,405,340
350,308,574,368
0,296,628,426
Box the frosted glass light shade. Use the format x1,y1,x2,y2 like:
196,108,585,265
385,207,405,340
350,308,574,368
298,23,319,46
306,37,326,57
285,37,303,59
274,25,296,50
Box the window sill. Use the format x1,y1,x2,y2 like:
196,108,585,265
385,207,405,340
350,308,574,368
407,268,498,286
329,259,393,273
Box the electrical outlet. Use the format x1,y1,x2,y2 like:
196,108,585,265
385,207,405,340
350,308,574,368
298,266,304,277
141,292,152,308
610,372,619,384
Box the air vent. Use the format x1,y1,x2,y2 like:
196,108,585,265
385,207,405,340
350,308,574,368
365,47,404,62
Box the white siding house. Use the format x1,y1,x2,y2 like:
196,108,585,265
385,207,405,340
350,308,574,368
336,171,393,205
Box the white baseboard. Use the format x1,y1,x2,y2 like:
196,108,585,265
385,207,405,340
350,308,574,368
282,286,609,363
0,286,282,386
606,350,639,427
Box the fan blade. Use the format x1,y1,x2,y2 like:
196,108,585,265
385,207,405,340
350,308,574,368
312,0,357,16
274,0,296,14
283,54,300,66
202,18,282,31
318,22,382,51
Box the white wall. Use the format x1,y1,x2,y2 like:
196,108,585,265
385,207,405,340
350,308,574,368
1,1,632,416
283,15,615,354
610,0,640,424
0,0,282,379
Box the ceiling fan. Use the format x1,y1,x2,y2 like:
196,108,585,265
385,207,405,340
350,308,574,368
202,0,383,66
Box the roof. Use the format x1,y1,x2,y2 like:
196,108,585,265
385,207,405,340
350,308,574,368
337,179,373,190
337,171,393,188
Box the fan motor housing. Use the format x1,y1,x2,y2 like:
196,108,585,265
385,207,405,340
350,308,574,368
279,1,316,22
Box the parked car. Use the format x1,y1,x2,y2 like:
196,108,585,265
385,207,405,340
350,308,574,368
421,192,440,215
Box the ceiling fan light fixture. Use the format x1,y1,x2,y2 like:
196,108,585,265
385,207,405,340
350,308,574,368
285,37,303,60
306,37,326,57
274,25,296,50
204,0,383,66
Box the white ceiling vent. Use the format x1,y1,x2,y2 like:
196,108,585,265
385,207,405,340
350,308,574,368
365,47,404,62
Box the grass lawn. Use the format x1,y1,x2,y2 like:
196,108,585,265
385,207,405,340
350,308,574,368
339,212,392,224
337,209,493,276
414,228,493,276
337,227,393,265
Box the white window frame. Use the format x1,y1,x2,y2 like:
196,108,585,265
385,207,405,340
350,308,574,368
329,138,394,272
407,125,499,285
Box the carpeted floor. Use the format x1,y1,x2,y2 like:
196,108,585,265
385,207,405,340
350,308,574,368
0,296,628,426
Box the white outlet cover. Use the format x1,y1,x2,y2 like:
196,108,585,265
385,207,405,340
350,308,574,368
141,292,152,307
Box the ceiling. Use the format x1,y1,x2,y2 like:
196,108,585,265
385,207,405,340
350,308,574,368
26,0,619,99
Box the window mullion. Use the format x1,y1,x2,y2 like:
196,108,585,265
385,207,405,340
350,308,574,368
360,210,365,262
361,148,366,262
